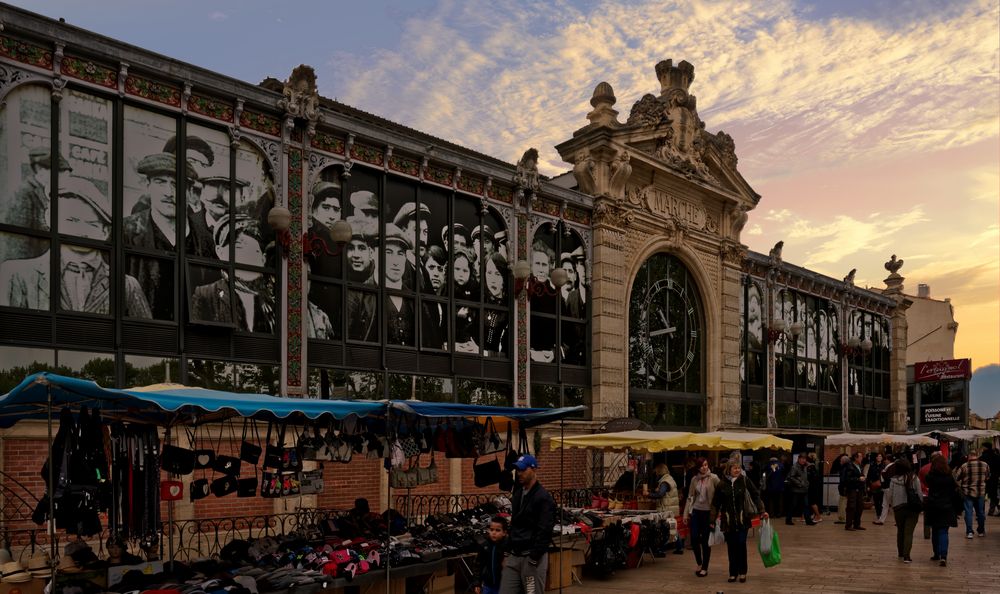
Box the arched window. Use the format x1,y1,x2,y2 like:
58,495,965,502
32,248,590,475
628,253,704,429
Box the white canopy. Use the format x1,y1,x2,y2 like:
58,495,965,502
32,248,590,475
930,429,1000,442
824,432,938,447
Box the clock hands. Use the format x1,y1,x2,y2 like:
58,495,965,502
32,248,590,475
650,309,676,337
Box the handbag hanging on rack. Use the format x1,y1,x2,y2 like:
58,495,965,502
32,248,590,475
240,418,262,465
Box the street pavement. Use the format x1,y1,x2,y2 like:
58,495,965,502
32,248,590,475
564,512,1000,594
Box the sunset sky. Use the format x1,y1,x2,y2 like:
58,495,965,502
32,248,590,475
14,0,1000,372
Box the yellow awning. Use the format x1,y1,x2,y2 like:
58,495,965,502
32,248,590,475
550,430,793,452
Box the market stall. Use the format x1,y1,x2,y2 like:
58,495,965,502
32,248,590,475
0,372,584,594
550,430,793,452
824,432,938,447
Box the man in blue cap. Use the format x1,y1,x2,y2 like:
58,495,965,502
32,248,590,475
501,454,555,594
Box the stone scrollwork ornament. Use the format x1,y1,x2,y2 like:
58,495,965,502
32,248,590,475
279,64,322,136
607,150,632,200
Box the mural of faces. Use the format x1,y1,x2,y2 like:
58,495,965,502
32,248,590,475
528,224,588,365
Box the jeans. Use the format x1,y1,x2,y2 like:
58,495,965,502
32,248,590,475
499,553,547,594
837,495,847,521
931,527,949,559
689,509,712,570
785,492,811,523
872,490,884,519
963,495,986,534
892,507,920,557
724,528,749,577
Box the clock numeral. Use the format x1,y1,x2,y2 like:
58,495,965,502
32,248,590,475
690,330,698,338
688,307,694,315
666,279,674,290
687,351,695,362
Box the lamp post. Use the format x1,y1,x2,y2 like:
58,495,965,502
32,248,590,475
268,206,353,258
513,259,568,297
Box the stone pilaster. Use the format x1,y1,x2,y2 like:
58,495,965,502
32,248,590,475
883,271,911,432
718,250,745,427
589,222,628,420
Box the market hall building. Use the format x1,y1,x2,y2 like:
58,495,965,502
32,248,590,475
0,5,917,515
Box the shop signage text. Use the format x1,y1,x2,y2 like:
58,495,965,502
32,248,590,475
914,358,971,383
921,405,964,426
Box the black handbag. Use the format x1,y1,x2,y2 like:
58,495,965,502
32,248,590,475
211,474,238,497
240,419,262,465
190,478,210,501
161,444,195,475
263,422,283,469
237,475,258,498
473,456,502,487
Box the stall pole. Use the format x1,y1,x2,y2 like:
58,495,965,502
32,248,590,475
46,384,56,584
384,408,392,594
165,426,175,573
558,419,565,594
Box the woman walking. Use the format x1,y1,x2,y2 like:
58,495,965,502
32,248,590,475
924,453,959,566
867,453,887,524
684,457,720,578
885,458,922,562
807,453,824,523
711,460,767,583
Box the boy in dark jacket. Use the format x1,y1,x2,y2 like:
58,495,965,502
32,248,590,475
473,516,509,594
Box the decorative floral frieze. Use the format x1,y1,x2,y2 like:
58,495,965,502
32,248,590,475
457,174,485,196
0,36,53,69
425,165,453,186
565,207,591,226
124,74,181,107
240,110,281,136
311,132,345,155
536,200,560,218
287,148,304,388
290,128,303,143
488,184,513,204
350,143,385,166
388,154,420,176
188,94,234,122
61,55,116,88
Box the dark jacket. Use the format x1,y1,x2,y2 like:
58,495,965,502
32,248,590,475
786,463,809,494
842,462,865,493
473,538,507,589
711,474,763,533
924,470,959,529
509,481,555,561
764,462,786,493
866,462,886,491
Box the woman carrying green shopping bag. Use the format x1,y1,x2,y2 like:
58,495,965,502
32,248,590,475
711,459,767,584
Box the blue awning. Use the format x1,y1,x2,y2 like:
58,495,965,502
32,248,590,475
0,372,384,427
388,400,585,427
0,373,586,429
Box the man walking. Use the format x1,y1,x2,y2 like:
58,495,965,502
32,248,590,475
954,450,989,538
980,443,1000,516
785,453,815,525
501,454,555,594
843,452,866,531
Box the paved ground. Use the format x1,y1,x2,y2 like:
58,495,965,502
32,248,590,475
565,512,1000,594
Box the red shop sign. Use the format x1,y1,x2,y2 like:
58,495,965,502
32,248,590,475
914,358,971,383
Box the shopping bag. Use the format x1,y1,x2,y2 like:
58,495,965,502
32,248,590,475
758,521,781,567
758,518,773,555
708,522,725,547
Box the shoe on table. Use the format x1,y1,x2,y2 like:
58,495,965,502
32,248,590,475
967,532,974,539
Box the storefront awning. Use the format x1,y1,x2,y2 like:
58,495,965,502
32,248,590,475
550,430,792,452
824,432,938,447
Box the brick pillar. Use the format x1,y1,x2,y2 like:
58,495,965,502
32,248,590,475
589,222,628,420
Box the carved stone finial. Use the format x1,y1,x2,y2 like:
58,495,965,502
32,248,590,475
884,254,904,276
655,59,695,96
768,240,784,265
843,268,857,286
586,81,620,128
279,64,322,136
591,82,616,107
514,148,540,197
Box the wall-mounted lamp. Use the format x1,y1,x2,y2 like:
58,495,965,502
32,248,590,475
837,336,873,357
513,259,567,297
268,206,353,259
766,319,803,344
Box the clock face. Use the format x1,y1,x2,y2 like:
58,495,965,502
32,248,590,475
639,278,699,382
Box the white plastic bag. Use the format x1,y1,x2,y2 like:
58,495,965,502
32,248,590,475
708,521,725,547
759,518,773,555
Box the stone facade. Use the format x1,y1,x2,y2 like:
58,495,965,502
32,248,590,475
555,61,759,429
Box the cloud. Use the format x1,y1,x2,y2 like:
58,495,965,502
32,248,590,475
745,223,763,236
208,11,229,21
320,0,999,178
